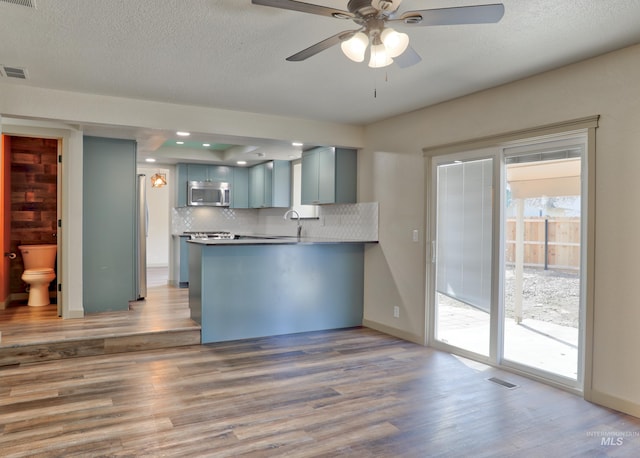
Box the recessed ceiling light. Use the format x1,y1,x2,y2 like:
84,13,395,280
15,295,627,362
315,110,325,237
292,142,303,147
203,143,210,147
176,131,190,137
145,158,156,163
176,141,184,145
237,160,247,165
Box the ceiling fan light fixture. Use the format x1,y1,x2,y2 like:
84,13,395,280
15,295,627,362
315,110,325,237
381,27,409,57
368,42,393,68
341,32,369,62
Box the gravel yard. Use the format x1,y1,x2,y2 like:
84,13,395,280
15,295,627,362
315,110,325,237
439,266,581,329
504,266,580,328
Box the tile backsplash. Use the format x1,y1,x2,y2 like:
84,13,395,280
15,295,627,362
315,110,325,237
172,202,378,241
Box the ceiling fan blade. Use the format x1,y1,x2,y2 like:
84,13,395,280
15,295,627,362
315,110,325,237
394,45,421,68
286,30,358,62
252,0,353,19
398,4,505,26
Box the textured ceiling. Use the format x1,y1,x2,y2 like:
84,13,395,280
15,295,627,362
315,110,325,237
2,0,640,162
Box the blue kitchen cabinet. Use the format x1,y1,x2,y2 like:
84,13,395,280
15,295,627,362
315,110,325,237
176,163,235,206
187,164,232,182
178,235,189,287
249,160,290,208
189,242,365,343
176,163,189,206
231,166,249,208
249,163,265,208
301,147,357,205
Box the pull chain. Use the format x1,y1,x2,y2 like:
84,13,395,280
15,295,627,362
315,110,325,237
373,71,389,99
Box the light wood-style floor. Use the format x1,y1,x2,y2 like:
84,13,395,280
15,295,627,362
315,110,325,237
1,328,640,456
0,267,200,366
1,268,640,456
0,267,195,347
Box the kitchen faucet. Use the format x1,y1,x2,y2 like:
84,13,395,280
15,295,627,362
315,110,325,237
283,209,302,240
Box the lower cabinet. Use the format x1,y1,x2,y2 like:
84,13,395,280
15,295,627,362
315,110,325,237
178,236,189,288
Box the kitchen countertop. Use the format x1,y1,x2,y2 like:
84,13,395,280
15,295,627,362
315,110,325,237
186,235,377,245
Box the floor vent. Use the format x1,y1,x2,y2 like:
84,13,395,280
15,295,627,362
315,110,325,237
0,0,36,8
0,65,28,79
487,377,518,389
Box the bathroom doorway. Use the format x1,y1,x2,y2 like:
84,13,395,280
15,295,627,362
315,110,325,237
1,134,60,313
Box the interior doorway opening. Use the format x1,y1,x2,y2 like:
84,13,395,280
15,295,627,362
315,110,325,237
137,164,171,288
1,135,61,313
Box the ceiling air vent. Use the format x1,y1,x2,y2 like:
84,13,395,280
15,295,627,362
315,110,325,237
1,65,28,79
0,0,36,7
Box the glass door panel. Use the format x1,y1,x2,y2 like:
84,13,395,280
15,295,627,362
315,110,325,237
434,158,493,356
502,149,583,381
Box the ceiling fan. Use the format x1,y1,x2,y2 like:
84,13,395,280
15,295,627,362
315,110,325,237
252,0,505,68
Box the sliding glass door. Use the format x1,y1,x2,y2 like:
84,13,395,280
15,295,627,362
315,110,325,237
433,157,494,358
502,140,584,383
429,134,586,388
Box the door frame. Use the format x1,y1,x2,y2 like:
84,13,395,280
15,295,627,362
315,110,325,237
1,135,11,309
427,148,500,367
1,117,84,319
425,121,596,394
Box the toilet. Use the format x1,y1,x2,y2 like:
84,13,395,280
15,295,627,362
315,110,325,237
18,244,57,307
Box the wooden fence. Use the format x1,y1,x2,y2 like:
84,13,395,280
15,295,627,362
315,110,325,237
505,217,580,270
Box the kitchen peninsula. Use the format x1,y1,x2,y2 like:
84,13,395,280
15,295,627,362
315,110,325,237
188,236,375,343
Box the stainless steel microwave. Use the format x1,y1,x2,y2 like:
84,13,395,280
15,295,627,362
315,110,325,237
187,181,230,207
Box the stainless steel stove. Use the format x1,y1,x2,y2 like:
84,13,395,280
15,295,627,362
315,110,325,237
184,231,235,240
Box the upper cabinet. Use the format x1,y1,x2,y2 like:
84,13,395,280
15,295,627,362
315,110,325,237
175,159,291,209
249,160,291,208
175,163,235,207
231,166,249,209
301,147,357,205
185,164,232,183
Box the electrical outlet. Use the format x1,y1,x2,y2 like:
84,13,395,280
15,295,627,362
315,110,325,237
412,229,419,242
393,306,400,318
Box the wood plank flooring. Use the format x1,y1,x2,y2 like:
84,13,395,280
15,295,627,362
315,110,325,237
1,327,640,457
0,267,200,366
1,267,640,456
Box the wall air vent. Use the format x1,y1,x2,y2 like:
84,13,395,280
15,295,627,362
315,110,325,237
0,0,36,7
1,65,28,79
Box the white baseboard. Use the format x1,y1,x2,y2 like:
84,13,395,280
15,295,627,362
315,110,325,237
586,389,640,418
362,319,426,346
64,310,85,319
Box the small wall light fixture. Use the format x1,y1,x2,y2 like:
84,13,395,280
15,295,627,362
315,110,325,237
151,173,167,188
